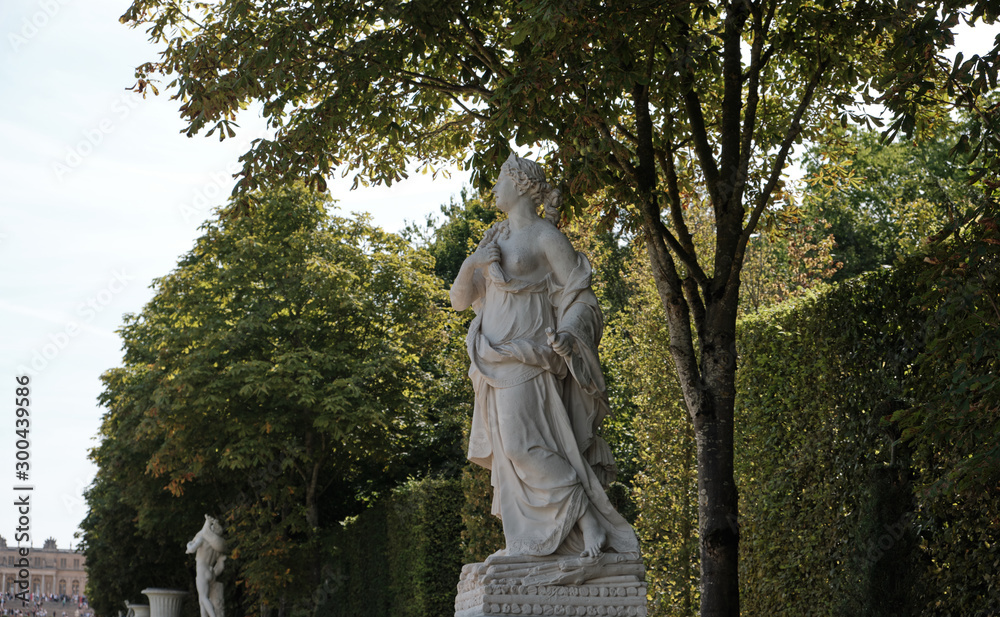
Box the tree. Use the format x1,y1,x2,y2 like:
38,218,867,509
121,2,1000,613
85,184,459,616
79,430,196,616
800,125,976,280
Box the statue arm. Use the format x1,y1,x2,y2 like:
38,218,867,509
542,228,595,354
450,242,496,312
201,526,227,553
541,226,579,287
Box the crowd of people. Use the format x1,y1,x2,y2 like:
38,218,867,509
0,593,91,617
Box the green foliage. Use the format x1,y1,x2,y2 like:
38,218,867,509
325,476,465,617
740,212,842,314
84,184,460,616
736,266,924,617
458,463,505,564
120,0,998,208
893,199,1000,498
801,126,974,280
735,251,999,616
78,474,194,617
601,245,699,617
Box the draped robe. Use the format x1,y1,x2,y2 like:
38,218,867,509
465,248,639,557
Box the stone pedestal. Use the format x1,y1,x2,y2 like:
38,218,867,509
141,588,187,617
455,554,647,617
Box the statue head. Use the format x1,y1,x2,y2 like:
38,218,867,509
205,514,222,535
500,153,562,225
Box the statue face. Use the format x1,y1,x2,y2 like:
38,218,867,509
208,517,222,534
493,170,520,212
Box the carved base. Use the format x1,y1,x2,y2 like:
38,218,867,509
455,554,647,617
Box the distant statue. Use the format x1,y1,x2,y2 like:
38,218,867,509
450,153,639,562
186,515,226,617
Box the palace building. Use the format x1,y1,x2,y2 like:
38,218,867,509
0,536,87,598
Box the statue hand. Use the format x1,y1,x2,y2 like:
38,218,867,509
213,556,226,576
546,328,572,357
472,241,500,268
483,242,501,266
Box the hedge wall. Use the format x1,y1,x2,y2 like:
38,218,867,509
736,238,1000,617
324,476,465,617
736,265,924,616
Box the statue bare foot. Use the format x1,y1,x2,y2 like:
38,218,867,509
578,508,606,558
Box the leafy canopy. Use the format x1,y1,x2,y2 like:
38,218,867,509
86,184,459,613
120,2,1000,614
123,0,996,209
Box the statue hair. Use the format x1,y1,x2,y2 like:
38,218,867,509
501,154,562,226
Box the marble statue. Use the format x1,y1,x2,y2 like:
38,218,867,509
186,515,226,617
450,153,641,569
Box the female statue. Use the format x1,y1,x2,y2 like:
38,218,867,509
450,154,639,560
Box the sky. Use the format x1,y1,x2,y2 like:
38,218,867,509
0,1,996,553
0,0,470,551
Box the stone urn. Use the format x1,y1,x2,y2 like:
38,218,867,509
141,588,187,617
124,602,150,617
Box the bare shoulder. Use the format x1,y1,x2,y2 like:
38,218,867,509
538,223,578,275
537,222,574,251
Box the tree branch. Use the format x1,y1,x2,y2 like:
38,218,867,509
736,0,771,209
413,117,477,141
595,120,640,184
718,1,750,207
732,59,829,291
682,276,706,338
683,86,723,207
455,12,511,79
657,141,697,260
641,233,704,421
742,0,777,81
633,84,709,288
614,122,639,145
397,69,491,97
448,93,489,121
308,35,491,98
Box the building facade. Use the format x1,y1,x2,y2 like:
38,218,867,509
0,536,87,598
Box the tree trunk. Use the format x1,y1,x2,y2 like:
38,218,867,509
693,392,739,614
682,426,696,615
633,56,742,611
645,228,741,616
691,310,740,617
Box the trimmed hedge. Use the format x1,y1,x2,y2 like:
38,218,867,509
617,224,999,616
324,476,465,617
736,265,924,617
459,463,505,564
736,251,1000,616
